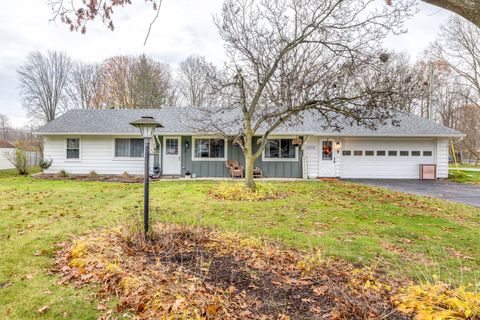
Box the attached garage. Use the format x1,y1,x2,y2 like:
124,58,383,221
304,135,452,180
340,138,437,179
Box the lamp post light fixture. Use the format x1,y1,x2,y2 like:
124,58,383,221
129,116,163,239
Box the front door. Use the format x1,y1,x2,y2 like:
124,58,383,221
163,137,181,175
318,140,335,177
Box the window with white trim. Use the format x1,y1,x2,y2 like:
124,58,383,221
194,138,225,159
115,139,144,158
423,151,433,156
264,139,296,159
66,138,80,159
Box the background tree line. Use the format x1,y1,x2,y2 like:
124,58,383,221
16,52,212,124
12,12,480,170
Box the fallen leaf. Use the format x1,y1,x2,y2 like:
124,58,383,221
38,305,49,314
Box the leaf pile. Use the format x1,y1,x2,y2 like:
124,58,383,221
209,182,287,201
393,282,480,319
54,223,410,319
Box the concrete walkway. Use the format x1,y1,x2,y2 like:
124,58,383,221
347,179,480,207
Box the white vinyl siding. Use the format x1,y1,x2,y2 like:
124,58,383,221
436,137,448,178
43,135,144,175
340,138,436,179
304,137,319,178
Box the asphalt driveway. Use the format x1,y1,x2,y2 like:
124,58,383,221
347,179,480,207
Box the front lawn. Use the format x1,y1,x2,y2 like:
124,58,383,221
0,173,479,319
448,169,480,184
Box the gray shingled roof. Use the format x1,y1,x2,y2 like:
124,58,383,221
35,107,463,137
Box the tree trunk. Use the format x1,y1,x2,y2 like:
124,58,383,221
422,0,480,27
244,133,255,191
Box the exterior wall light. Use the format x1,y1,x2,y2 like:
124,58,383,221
335,141,341,153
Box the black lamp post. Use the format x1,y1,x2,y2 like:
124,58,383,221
129,116,163,239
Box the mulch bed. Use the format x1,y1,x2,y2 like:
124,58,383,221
34,173,145,183
53,224,412,319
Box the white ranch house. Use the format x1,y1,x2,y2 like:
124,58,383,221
35,108,463,179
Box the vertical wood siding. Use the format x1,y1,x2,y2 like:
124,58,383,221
182,136,303,178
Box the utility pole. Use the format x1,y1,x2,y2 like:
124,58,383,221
426,61,435,120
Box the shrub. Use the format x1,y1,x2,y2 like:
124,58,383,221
58,170,68,177
39,158,53,170
89,170,98,178
449,170,469,181
393,282,480,319
209,182,282,201
122,171,130,178
4,147,29,175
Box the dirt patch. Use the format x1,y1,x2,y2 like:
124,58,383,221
53,224,411,319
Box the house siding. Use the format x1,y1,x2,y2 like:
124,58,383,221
180,136,303,178
43,135,145,175
436,137,448,178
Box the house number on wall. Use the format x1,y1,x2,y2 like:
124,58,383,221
306,146,316,150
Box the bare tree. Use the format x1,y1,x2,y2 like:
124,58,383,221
0,114,10,140
178,55,214,107
48,1,480,33
193,0,415,190
17,51,72,123
97,55,136,108
429,16,480,109
455,104,480,164
66,62,102,109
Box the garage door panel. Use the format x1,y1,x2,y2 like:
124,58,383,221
340,138,435,179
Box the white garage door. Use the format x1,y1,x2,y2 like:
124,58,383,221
340,138,435,179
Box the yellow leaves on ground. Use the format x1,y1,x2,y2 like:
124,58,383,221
208,182,285,201
394,282,480,319
54,223,405,319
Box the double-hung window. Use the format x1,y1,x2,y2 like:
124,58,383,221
115,139,144,158
193,138,225,160
66,138,80,159
264,139,296,160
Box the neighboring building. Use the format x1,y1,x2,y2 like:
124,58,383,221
0,139,15,170
35,108,463,179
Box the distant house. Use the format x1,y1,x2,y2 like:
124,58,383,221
35,108,463,179
0,139,15,170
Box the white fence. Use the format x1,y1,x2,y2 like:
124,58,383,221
0,149,40,170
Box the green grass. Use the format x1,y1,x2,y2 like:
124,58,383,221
0,167,41,179
0,170,479,319
449,163,480,169
448,169,480,184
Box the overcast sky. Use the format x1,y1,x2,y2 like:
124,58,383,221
0,0,451,127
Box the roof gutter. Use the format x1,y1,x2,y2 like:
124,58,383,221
34,131,465,138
